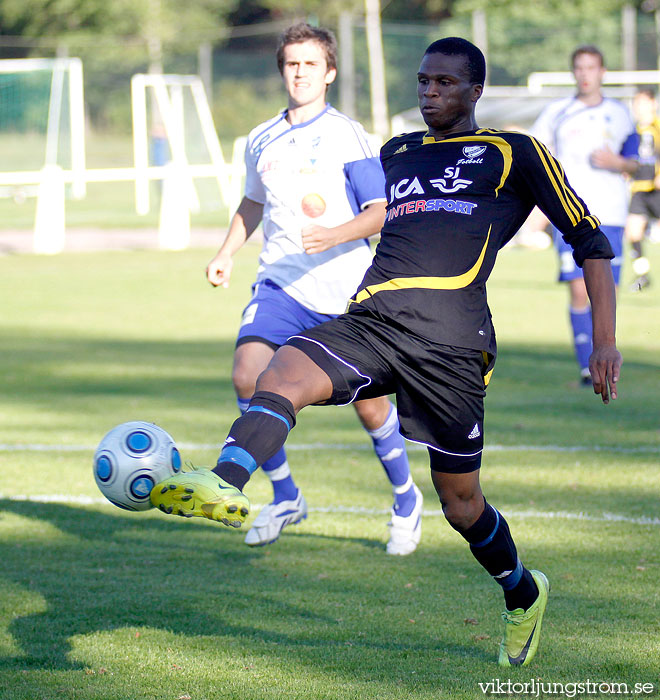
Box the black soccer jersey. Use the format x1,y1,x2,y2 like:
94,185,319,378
347,128,614,357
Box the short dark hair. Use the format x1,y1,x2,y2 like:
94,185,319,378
635,87,657,100
571,45,605,68
276,23,338,74
424,37,486,85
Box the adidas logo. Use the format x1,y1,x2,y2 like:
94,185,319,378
467,423,481,439
394,144,407,154
223,436,236,446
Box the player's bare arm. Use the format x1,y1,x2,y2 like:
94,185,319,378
206,197,264,287
583,258,622,403
301,201,386,255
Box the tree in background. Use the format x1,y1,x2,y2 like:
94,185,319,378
1,0,658,135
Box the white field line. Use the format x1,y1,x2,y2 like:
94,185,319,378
0,442,659,455
1,493,658,527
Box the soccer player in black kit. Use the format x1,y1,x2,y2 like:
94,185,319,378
152,38,622,667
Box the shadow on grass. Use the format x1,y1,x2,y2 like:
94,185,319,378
1,498,658,693
0,333,237,406
0,500,490,680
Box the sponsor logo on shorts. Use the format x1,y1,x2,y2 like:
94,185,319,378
560,251,575,274
240,303,258,327
467,423,481,439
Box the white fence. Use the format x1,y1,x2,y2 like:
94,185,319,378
0,63,245,254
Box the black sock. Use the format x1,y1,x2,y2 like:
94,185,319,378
213,391,296,490
458,500,539,611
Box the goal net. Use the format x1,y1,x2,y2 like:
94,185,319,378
0,58,86,201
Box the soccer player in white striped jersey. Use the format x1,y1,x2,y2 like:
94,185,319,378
204,23,422,554
532,45,638,385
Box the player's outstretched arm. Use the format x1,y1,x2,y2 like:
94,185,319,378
206,197,263,287
583,258,622,403
301,201,386,255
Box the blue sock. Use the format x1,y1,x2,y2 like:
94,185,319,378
237,397,297,504
366,403,416,517
569,306,592,374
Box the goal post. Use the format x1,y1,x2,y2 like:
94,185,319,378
0,62,245,254
131,72,240,250
0,57,86,199
527,69,660,93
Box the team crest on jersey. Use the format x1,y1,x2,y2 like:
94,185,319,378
457,144,487,165
463,145,486,159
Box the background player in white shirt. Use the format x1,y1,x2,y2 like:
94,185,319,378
205,23,422,554
532,45,638,384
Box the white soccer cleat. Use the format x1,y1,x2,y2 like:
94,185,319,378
244,489,308,546
386,484,423,556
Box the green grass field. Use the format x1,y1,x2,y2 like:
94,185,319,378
0,241,658,700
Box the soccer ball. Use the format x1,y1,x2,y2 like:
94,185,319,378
93,421,182,511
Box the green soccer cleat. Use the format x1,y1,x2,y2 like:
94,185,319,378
150,467,250,528
498,570,550,667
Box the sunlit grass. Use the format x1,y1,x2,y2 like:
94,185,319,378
0,242,658,699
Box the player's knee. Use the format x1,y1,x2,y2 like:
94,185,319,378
232,362,258,398
256,346,334,410
441,493,485,532
353,397,390,430
429,451,483,531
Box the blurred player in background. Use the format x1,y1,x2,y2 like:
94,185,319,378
532,45,637,384
154,37,622,667
625,87,659,291
204,23,422,554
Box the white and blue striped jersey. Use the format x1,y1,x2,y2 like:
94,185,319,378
244,104,386,314
532,97,638,227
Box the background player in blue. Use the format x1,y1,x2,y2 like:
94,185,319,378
153,38,622,667
532,45,637,384
204,23,422,555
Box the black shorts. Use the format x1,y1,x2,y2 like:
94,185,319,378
630,190,660,219
285,309,491,464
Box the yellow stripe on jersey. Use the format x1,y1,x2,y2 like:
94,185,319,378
422,134,512,197
529,137,580,225
535,139,586,219
352,226,492,304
